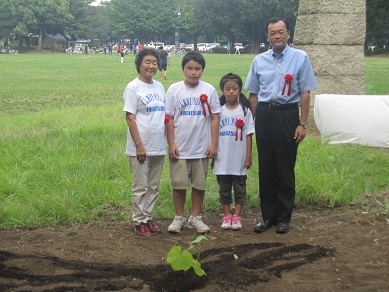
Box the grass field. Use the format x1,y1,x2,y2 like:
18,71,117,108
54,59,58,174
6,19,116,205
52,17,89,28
1,52,388,228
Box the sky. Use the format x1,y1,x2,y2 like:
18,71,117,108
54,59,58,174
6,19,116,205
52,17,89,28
90,0,110,6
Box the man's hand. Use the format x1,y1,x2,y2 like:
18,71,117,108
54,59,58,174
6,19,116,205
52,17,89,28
294,126,306,143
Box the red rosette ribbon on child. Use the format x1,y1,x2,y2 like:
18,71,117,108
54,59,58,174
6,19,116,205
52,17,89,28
164,114,170,136
164,114,171,124
199,94,212,117
282,73,293,96
235,119,245,141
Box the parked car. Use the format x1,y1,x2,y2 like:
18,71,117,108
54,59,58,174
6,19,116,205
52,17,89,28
197,43,208,51
206,43,220,51
146,42,164,49
239,44,251,53
164,45,175,51
234,43,244,50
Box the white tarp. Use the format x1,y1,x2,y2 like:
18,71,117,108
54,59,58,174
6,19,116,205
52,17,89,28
314,94,389,148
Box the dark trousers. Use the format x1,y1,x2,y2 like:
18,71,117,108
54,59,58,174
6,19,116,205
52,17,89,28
255,104,299,223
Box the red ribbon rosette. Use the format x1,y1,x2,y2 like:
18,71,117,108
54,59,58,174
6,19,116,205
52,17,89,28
199,94,212,117
164,114,170,124
235,119,245,141
282,73,293,96
164,114,170,136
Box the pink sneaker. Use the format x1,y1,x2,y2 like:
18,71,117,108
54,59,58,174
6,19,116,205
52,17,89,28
221,215,232,230
231,215,242,230
135,223,151,236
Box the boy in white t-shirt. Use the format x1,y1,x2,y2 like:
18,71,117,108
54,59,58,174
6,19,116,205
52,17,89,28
165,51,221,233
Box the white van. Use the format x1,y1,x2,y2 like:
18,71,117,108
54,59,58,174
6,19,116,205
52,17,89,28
147,42,164,49
197,43,208,51
206,43,220,50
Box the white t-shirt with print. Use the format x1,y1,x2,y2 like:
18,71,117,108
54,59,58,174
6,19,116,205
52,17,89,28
213,105,255,175
165,80,221,159
123,78,166,156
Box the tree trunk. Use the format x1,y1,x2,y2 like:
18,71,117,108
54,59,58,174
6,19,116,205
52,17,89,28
37,29,43,50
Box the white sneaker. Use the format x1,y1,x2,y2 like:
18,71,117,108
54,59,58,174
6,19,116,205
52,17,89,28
221,215,232,230
168,216,186,233
231,215,242,230
187,215,210,233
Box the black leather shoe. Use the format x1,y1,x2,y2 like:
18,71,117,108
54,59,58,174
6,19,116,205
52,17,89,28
254,220,274,233
276,223,289,234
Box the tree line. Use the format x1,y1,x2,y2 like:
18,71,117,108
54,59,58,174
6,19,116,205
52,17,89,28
0,0,387,52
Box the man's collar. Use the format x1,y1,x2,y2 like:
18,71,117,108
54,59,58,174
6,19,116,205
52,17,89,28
272,44,290,58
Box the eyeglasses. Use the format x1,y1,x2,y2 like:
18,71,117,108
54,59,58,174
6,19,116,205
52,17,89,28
268,30,288,37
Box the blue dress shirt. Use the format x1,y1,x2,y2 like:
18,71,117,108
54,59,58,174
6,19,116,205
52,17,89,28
244,45,318,104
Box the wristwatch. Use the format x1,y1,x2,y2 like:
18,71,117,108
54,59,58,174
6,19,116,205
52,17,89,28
298,123,307,129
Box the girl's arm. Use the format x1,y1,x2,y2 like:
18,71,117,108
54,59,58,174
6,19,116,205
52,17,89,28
245,134,253,169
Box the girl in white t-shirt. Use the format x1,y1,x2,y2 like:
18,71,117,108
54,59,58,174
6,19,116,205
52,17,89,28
212,73,255,230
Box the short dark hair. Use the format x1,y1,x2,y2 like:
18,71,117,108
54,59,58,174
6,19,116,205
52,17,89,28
134,48,160,73
182,51,205,70
265,17,290,34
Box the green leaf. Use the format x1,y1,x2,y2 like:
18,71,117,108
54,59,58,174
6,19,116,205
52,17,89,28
166,247,193,271
190,235,208,245
172,250,193,271
192,259,206,276
165,245,182,264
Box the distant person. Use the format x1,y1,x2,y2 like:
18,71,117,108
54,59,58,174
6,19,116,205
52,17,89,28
245,17,318,234
84,45,89,56
158,46,168,79
234,44,241,55
133,44,137,55
120,47,125,64
227,42,231,55
168,51,172,65
109,44,112,55
117,44,121,55
212,73,254,230
103,45,107,55
165,51,221,234
122,48,166,237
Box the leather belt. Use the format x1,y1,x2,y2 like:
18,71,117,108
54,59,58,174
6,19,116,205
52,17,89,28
259,102,298,110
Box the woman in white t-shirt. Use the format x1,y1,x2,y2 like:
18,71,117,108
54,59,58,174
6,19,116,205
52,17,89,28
212,73,255,230
123,48,166,237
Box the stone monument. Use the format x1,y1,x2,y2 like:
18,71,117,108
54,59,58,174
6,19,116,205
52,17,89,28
293,0,366,129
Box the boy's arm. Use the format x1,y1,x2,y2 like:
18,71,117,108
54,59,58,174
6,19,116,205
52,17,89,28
126,112,146,162
245,134,253,169
206,113,220,159
166,116,179,160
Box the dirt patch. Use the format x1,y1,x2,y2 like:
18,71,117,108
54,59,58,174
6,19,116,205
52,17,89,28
0,206,388,291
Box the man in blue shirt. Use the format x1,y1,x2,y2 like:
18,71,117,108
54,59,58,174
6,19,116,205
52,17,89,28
245,17,317,234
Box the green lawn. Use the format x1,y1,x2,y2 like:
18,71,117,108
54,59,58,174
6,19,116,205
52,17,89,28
0,53,388,228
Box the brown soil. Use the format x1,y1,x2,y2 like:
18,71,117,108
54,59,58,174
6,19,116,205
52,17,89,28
0,204,388,292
